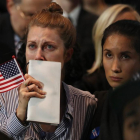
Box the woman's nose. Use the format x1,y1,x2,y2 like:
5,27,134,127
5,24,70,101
35,48,45,61
111,58,122,73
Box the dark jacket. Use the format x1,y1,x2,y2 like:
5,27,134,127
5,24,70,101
90,89,123,140
76,8,98,71
0,13,15,53
89,90,108,140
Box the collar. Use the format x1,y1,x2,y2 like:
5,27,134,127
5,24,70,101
14,34,22,56
62,82,74,118
63,5,81,27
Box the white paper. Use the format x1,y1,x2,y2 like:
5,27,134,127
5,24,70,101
27,60,61,125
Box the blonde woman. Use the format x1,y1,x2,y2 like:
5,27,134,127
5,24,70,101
88,4,140,74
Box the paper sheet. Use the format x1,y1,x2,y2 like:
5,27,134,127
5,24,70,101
27,60,61,125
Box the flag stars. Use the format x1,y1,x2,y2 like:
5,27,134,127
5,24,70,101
0,59,20,79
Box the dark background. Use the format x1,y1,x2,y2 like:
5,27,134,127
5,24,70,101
0,0,140,14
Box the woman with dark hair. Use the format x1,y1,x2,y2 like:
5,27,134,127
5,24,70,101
85,4,140,94
90,20,140,140
0,2,96,140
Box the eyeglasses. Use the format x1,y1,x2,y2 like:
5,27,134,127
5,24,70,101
16,5,34,20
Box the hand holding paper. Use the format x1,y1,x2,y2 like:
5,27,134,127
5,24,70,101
17,74,46,123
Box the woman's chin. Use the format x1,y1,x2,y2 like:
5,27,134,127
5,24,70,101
110,83,122,89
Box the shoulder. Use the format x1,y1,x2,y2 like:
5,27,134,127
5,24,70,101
93,90,108,109
93,91,109,118
70,85,95,98
90,91,108,130
64,83,96,103
94,90,108,100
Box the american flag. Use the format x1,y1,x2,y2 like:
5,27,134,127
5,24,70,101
0,58,24,93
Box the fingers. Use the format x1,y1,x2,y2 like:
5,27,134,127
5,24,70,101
24,91,46,99
19,74,46,100
27,84,46,95
24,77,43,89
24,74,30,79
17,74,46,123
26,86,30,92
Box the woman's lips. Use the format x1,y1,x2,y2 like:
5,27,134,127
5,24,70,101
110,76,123,82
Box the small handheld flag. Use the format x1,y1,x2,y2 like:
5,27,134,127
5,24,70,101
0,57,25,93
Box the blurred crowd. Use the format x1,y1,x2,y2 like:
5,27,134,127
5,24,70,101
1,0,140,140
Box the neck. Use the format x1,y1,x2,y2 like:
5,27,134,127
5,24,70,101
84,0,108,15
59,1,79,13
10,17,23,39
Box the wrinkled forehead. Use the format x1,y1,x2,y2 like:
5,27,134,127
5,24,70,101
19,0,51,13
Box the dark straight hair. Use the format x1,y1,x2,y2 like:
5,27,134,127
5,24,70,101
101,20,140,55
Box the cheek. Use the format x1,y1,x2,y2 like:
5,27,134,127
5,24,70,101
123,120,140,140
13,14,23,26
23,20,30,28
103,59,110,73
20,20,29,31
48,54,65,70
46,51,65,63
46,53,61,61
51,50,65,60
123,124,133,140
54,52,66,69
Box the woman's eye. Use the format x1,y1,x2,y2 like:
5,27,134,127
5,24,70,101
106,53,112,58
47,45,53,49
44,44,54,51
28,44,35,49
122,55,130,59
129,121,139,130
